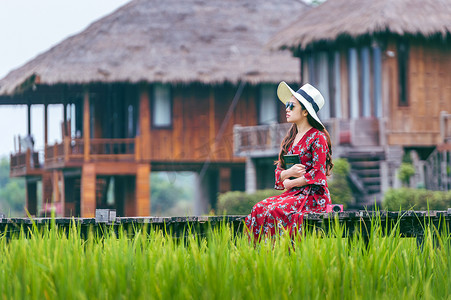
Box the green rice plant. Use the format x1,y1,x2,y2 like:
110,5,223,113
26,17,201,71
0,218,450,299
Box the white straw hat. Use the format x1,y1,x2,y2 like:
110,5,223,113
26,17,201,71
277,81,325,128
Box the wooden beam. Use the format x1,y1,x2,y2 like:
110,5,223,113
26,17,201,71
27,104,31,135
139,84,151,161
63,103,68,137
44,104,48,146
209,87,216,159
136,164,150,216
81,163,96,217
83,87,90,162
25,180,37,216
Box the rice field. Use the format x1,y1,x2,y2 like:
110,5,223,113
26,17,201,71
0,220,450,299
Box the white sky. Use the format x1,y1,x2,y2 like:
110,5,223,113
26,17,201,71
0,0,130,157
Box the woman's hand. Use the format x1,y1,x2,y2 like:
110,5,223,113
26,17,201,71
288,164,306,178
283,179,296,190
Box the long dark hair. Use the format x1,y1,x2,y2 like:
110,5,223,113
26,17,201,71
277,104,334,176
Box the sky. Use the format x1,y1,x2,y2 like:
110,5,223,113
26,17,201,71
0,0,131,157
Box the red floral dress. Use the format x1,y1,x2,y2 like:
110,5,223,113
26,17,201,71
245,127,331,240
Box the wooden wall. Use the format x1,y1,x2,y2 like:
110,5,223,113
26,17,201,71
385,37,451,146
146,83,258,163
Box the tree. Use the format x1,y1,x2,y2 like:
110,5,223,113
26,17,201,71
0,157,26,216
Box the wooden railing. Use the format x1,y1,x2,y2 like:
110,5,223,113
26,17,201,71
10,149,41,176
233,118,382,157
89,138,135,161
44,137,137,167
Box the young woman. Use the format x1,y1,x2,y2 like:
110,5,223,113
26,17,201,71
245,81,334,240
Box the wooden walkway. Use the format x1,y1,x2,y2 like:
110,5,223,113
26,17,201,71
1,210,450,242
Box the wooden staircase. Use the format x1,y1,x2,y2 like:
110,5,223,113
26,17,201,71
341,149,385,207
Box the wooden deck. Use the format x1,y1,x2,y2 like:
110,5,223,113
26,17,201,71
1,210,450,242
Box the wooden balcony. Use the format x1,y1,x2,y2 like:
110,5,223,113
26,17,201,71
10,149,43,177
44,137,138,169
233,118,382,157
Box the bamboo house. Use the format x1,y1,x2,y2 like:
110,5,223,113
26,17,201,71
0,0,308,217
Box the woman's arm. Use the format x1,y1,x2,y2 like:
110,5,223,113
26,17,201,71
279,164,306,181
283,176,308,190
284,135,329,189
275,163,306,190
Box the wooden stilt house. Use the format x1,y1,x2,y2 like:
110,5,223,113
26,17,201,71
263,0,451,204
0,0,307,217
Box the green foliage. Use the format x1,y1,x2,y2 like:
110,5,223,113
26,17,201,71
383,187,451,211
150,172,194,216
0,223,450,299
398,162,416,186
0,157,25,216
218,158,354,214
217,189,283,215
328,158,353,208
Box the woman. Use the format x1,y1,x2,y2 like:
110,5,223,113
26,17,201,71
245,81,334,240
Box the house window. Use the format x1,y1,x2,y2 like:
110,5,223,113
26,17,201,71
258,84,277,125
152,84,172,128
397,40,409,106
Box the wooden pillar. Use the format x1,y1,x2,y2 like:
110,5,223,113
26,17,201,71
209,87,216,160
81,163,96,217
52,170,60,204
139,85,151,161
27,103,31,136
25,180,37,216
245,157,257,194
63,102,68,137
219,167,231,194
83,88,90,161
124,176,136,217
44,104,48,146
136,164,150,216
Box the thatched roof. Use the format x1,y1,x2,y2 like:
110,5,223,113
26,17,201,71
0,0,308,96
270,0,451,51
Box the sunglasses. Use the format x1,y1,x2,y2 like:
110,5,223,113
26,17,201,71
285,102,295,111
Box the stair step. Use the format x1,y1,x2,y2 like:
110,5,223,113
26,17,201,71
362,177,381,184
350,161,381,169
354,169,381,176
343,151,385,159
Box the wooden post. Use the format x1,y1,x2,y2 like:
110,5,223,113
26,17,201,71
60,171,65,217
64,138,70,162
81,163,96,217
139,85,151,161
83,87,90,162
27,104,31,136
209,87,216,159
245,157,257,194
25,180,37,216
136,164,150,216
63,102,68,138
44,104,48,147
53,170,60,204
